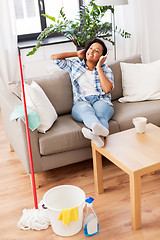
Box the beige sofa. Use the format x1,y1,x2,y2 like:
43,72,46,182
1,55,160,177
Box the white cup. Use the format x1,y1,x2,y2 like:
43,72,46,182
132,117,147,133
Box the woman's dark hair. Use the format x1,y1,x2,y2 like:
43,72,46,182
84,38,107,60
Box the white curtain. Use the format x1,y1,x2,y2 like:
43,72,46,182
0,0,19,90
115,0,160,63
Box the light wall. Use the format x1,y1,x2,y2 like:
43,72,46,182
145,0,160,62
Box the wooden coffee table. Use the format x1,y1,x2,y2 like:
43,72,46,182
91,123,160,230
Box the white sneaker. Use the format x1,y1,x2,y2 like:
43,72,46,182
82,127,104,148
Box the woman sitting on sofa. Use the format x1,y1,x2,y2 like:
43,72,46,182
51,38,114,147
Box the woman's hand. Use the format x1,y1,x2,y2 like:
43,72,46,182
51,54,57,60
77,49,85,59
96,55,113,93
97,55,107,68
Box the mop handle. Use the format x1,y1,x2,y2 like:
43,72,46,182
18,47,38,209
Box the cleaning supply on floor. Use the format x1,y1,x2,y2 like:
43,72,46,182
18,185,85,234
17,200,50,230
43,185,86,236
17,47,48,230
84,197,99,237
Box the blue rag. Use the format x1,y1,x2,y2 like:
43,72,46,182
10,105,40,131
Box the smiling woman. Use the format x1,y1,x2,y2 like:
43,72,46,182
51,38,114,148
84,39,107,62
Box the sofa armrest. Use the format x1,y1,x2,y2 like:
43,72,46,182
0,90,41,174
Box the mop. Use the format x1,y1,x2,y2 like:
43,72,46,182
17,47,50,230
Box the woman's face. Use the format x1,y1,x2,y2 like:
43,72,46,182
86,42,103,63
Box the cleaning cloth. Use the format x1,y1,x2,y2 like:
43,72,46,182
10,105,40,131
58,206,79,227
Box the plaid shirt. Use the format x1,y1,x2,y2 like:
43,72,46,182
53,58,114,105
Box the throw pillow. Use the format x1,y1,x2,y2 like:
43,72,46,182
22,81,58,133
119,60,160,103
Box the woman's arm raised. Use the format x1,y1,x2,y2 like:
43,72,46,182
51,49,85,60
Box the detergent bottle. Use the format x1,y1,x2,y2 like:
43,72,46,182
83,197,99,237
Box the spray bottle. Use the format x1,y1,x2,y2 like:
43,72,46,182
84,197,99,237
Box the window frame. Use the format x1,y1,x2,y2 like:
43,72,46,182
18,0,83,42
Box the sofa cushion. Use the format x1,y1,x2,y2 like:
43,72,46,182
38,114,90,156
23,81,58,133
109,119,120,134
9,71,73,116
112,100,160,131
109,55,142,101
119,60,160,103
35,71,73,116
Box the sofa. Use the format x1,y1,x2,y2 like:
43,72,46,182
1,55,160,178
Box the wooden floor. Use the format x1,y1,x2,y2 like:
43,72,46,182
1,110,160,240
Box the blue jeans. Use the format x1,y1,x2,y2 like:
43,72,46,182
72,95,114,130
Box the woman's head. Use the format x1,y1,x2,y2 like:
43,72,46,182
84,38,107,62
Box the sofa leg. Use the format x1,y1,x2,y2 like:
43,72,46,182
30,173,39,189
9,144,14,152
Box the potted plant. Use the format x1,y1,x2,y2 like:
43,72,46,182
27,0,131,56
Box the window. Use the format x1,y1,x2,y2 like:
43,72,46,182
44,0,80,27
14,0,81,41
14,0,111,42
14,0,41,36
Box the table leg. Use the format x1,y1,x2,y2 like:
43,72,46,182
129,172,142,230
92,142,104,194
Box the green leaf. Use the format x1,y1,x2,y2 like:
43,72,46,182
42,14,55,22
